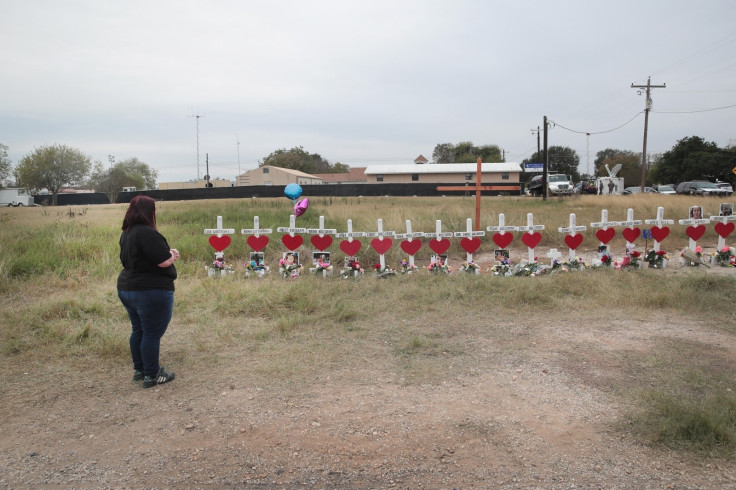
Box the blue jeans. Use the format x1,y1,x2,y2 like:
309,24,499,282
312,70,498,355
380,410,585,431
118,289,174,377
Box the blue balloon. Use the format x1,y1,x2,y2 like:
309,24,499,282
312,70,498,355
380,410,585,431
284,183,302,201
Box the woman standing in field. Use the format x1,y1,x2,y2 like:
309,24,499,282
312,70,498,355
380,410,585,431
117,196,178,388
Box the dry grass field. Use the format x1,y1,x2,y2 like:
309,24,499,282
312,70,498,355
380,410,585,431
1,195,735,487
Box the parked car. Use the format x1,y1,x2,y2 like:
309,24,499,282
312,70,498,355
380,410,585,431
675,181,729,196
653,185,676,195
526,174,574,197
622,186,658,195
715,182,733,196
574,179,598,195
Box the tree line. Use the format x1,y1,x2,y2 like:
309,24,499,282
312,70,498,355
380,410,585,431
2,136,733,206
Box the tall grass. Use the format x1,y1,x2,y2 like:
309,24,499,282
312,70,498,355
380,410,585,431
1,196,735,457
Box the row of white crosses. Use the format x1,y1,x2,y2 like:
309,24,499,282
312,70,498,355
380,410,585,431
207,206,734,265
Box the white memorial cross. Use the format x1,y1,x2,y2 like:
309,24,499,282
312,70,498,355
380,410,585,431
644,207,674,252
335,219,366,242
240,215,273,237
365,218,395,270
590,209,620,245
307,215,337,238
454,218,486,264
620,208,643,249
204,215,235,238
709,212,736,250
678,212,712,252
547,248,562,266
394,219,424,268
519,213,545,262
277,215,307,237
558,213,586,262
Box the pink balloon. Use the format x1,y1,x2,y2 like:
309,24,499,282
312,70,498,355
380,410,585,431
294,198,309,217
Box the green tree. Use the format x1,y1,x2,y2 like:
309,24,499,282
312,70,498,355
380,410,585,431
595,149,641,186
0,143,11,188
432,143,455,163
431,141,504,164
88,157,158,203
260,147,348,174
648,136,722,185
522,146,581,183
16,144,91,205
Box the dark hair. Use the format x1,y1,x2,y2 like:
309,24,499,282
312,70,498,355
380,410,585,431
122,195,157,231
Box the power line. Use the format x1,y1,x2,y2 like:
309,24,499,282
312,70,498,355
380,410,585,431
549,111,643,135
654,103,736,114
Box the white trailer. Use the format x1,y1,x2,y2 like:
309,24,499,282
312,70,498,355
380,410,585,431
0,188,35,206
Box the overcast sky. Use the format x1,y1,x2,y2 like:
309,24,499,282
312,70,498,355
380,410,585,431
2,1,735,183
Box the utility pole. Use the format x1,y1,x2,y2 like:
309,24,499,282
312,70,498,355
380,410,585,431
543,116,549,201
631,77,665,192
189,114,204,181
236,135,241,185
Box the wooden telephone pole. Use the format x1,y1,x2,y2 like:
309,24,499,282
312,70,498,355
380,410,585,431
631,77,665,192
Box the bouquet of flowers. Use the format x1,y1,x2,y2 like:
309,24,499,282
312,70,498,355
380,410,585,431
244,259,269,277
279,255,303,278
460,261,480,274
512,260,540,276
491,257,513,276
564,257,586,270
399,258,417,274
373,263,396,278
313,256,332,273
645,249,668,269
207,254,234,276
599,254,612,267
340,257,364,278
427,258,452,274
713,246,735,266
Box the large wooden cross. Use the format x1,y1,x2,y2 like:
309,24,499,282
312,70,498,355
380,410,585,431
436,158,522,230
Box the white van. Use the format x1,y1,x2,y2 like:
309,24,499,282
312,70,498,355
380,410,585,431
0,188,35,206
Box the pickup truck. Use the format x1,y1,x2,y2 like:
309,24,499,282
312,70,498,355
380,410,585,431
526,174,574,197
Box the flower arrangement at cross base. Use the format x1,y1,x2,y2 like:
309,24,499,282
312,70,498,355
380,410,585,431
373,263,397,278
594,254,613,268
512,260,549,277
279,254,303,278
207,253,235,276
645,249,669,269
340,257,364,278
712,246,735,267
244,259,269,277
311,256,333,276
491,257,513,276
400,258,417,274
680,246,706,266
460,261,480,274
427,257,452,274
551,257,587,273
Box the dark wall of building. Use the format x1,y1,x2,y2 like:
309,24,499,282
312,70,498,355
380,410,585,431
36,182,524,206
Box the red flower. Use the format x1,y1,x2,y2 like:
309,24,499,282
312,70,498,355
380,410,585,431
657,250,666,256
373,263,381,270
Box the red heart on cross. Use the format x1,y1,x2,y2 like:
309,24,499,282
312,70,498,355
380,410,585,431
715,221,735,238
371,237,393,255
685,225,706,241
428,238,451,255
492,232,513,249
310,235,333,251
281,234,303,251
564,234,584,250
400,239,422,256
340,239,362,256
208,235,231,252
246,235,269,252
521,232,542,249
650,226,670,242
595,228,616,244
460,237,481,254
622,227,641,243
